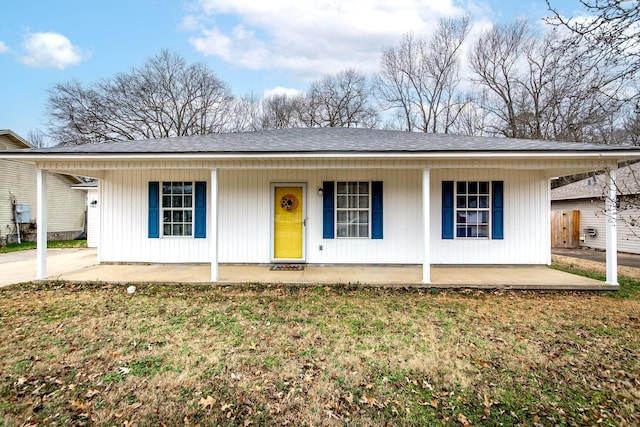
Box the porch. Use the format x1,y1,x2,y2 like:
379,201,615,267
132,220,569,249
4,248,614,290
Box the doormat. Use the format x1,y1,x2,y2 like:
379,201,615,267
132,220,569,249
270,264,305,271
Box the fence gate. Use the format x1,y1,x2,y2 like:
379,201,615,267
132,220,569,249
551,210,580,248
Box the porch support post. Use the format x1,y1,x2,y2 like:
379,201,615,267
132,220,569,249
210,168,218,282
422,168,431,284
36,168,48,279
605,167,618,285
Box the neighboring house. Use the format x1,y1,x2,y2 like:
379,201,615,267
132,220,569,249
0,129,86,245
551,162,640,254
2,128,639,285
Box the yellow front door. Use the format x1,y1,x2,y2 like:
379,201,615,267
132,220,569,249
274,186,303,259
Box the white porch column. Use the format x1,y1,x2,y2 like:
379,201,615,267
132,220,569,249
422,168,431,284
210,168,219,282
605,167,618,285
36,168,47,279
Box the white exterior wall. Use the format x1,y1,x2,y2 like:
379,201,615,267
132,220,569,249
86,188,100,248
430,169,550,264
552,199,640,254
100,169,211,263
100,167,550,265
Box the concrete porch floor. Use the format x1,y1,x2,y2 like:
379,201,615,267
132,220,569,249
1,248,614,290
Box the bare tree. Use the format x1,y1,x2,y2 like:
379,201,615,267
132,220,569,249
470,20,626,141
302,69,378,128
374,17,471,133
546,0,640,86
27,129,47,148
260,94,306,129
47,49,234,144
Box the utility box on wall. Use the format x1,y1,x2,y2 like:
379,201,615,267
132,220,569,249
14,204,31,223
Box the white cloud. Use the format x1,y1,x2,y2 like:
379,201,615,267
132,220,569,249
263,86,305,98
19,32,89,69
0,41,9,53
186,0,471,79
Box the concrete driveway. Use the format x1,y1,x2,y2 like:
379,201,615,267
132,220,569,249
0,248,98,287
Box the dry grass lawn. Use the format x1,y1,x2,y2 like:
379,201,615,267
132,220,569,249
1,276,639,426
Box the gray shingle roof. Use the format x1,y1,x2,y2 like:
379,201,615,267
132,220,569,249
14,128,640,154
551,162,640,200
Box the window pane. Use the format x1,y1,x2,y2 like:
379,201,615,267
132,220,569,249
184,183,193,194
358,182,369,194
468,212,478,224
163,224,172,235
479,211,489,224
185,211,193,222
479,182,489,194
456,196,466,208
337,195,347,208
457,182,466,194
337,210,348,223
469,182,478,194
456,212,467,223
337,224,347,237
184,224,193,236
162,183,171,194
348,211,358,223
359,196,368,208
173,224,183,235
468,197,478,208
163,211,171,222
173,211,183,222
347,196,356,208
359,225,368,237
456,226,467,237
336,182,346,194
349,224,358,237
479,196,489,208
162,196,171,207
348,182,357,193
477,225,489,238
172,196,182,208
358,211,368,224
172,183,183,194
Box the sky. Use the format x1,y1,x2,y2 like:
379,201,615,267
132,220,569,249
0,0,586,143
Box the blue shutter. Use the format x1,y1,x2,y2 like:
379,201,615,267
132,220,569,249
322,181,334,239
148,182,160,238
491,181,504,240
371,181,383,239
194,181,207,239
442,181,454,239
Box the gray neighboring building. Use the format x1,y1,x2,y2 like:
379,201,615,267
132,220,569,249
551,162,640,254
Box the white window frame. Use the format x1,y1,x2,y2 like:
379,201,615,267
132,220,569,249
455,181,491,239
161,181,194,237
335,181,370,239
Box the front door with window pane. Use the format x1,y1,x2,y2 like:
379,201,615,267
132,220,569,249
273,186,304,260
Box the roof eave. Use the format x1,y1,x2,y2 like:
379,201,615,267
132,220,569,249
2,150,640,163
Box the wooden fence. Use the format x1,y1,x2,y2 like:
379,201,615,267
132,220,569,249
551,210,580,248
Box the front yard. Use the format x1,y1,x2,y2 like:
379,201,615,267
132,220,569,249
0,277,639,426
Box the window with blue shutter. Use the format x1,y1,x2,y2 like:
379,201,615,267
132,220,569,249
149,181,205,238
322,181,334,239
491,181,504,240
148,182,160,238
442,181,454,239
371,181,383,239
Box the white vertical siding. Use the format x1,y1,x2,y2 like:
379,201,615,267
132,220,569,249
100,170,211,263
101,167,550,265
430,169,550,264
86,188,100,248
552,199,640,254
